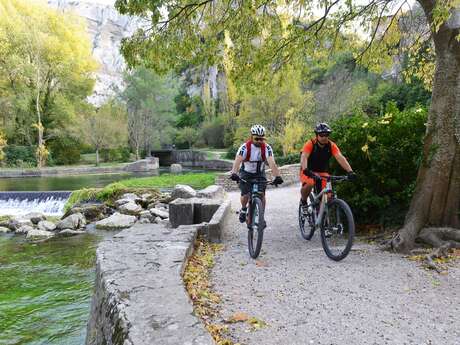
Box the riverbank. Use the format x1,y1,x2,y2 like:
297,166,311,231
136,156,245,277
0,157,159,178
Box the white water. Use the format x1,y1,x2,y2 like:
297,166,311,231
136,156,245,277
0,197,67,217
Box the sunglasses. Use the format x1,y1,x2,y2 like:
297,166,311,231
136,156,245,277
253,137,266,142
318,133,330,137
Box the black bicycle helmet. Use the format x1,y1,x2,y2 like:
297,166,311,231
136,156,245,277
314,122,332,134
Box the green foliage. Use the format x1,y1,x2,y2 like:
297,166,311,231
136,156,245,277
175,86,204,128
331,104,428,225
64,173,217,211
176,126,200,149
48,137,81,165
201,116,226,148
64,188,99,212
276,153,301,167
121,67,179,155
0,0,97,154
4,145,36,167
225,145,238,160
100,147,131,163
363,79,431,115
113,173,217,190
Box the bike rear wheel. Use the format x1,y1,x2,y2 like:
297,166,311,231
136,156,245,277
248,197,264,259
320,198,354,261
298,195,315,240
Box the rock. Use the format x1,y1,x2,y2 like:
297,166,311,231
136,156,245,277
170,163,183,174
115,198,132,207
0,216,11,228
139,210,154,223
57,213,86,230
58,229,86,237
26,229,55,240
118,202,143,216
24,212,46,224
16,225,34,234
169,198,194,227
149,208,169,219
0,226,11,233
155,202,168,209
153,217,162,224
8,217,33,231
121,193,138,200
141,193,153,200
64,203,111,222
124,157,159,172
197,185,224,199
171,185,197,200
139,210,151,218
37,220,57,232
95,212,137,230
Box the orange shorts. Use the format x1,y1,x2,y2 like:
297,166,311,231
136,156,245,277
299,170,330,190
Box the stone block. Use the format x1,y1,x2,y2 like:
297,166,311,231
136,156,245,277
169,198,194,228
197,185,224,199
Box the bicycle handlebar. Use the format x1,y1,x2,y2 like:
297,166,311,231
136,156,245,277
239,177,276,186
311,175,350,182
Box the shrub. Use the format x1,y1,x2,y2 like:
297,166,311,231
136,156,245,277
100,147,131,162
276,152,300,166
5,145,36,167
49,137,81,165
330,103,427,226
202,117,226,148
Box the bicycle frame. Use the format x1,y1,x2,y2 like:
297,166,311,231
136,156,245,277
309,178,341,229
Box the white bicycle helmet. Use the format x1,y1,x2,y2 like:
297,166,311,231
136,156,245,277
250,124,266,137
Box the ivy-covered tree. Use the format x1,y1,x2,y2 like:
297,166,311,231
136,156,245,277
115,0,459,252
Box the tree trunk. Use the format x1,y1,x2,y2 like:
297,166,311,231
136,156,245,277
95,147,100,167
392,3,460,252
35,67,46,169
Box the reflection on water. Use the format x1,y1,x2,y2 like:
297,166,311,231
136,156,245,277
0,230,109,345
0,171,156,192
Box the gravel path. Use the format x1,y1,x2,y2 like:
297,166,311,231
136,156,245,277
211,185,460,345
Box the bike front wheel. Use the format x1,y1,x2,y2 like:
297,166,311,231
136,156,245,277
248,197,265,259
298,195,315,240
320,198,355,261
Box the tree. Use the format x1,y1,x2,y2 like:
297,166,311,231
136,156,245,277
0,130,6,164
177,126,199,149
81,101,128,166
0,0,97,166
120,67,178,159
116,0,459,252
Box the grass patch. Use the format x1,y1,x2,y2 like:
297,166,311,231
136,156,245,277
64,172,217,212
113,172,217,190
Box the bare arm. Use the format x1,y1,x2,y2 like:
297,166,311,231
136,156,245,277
300,152,309,171
267,155,280,177
335,153,353,173
231,154,243,174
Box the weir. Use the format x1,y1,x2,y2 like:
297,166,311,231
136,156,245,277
0,191,71,216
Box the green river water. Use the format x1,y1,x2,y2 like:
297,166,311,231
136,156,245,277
0,231,106,345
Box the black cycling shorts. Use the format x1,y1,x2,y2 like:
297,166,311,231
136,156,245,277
239,171,267,196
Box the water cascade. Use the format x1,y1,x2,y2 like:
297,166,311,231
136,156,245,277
0,191,71,216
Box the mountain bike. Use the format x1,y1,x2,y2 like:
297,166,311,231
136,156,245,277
239,177,275,259
298,175,355,261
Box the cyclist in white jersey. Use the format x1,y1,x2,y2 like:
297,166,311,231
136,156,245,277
230,125,283,223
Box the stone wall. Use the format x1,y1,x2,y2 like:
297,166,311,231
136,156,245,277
85,190,230,345
182,159,233,171
0,158,159,178
215,163,301,191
